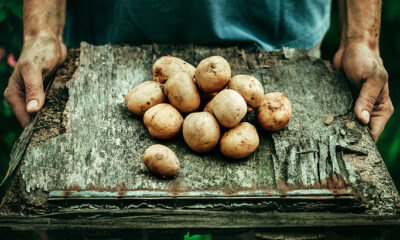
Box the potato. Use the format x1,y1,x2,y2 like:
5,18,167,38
125,81,166,115
209,89,247,128
257,92,292,131
164,72,201,113
203,100,213,114
195,56,231,93
228,75,264,108
183,112,220,152
220,122,259,159
142,144,179,178
152,56,195,84
143,103,183,139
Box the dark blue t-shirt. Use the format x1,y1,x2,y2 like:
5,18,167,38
63,0,331,50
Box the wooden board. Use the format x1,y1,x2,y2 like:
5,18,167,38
0,43,399,229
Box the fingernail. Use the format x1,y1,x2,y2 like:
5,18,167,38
361,110,370,123
27,100,38,112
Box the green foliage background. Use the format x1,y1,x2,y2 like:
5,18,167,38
0,0,399,239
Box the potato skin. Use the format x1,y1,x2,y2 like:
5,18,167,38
195,56,231,93
164,72,201,113
183,112,220,152
152,56,195,84
143,103,183,139
209,89,247,128
203,100,213,114
142,144,179,178
228,75,264,108
257,92,292,131
125,81,166,115
220,122,259,159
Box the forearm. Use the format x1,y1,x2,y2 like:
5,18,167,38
335,0,391,142
338,0,381,53
23,0,66,42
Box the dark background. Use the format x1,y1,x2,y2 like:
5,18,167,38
0,0,399,239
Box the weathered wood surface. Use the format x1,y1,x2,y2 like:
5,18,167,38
1,209,400,230
0,43,399,229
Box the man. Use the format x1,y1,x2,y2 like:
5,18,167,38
3,0,393,142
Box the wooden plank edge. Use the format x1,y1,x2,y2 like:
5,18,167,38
0,210,399,230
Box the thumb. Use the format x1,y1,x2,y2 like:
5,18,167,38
19,61,45,113
354,76,386,125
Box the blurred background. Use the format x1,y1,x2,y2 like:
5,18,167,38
0,0,399,239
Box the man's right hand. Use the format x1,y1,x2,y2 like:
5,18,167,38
3,32,66,127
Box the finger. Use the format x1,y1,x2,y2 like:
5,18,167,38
333,49,343,70
369,113,388,142
354,65,388,125
6,89,30,127
3,72,30,127
18,61,45,113
369,83,394,142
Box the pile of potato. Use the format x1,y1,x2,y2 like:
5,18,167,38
126,56,292,178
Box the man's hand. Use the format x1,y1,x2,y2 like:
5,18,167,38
336,0,393,142
4,33,66,127
334,41,393,142
3,0,66,127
